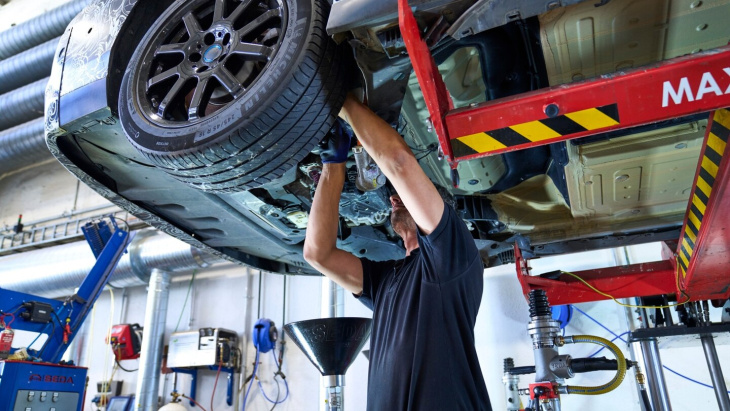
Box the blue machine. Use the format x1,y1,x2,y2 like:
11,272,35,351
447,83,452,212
0,218,132,411
0,361,88,410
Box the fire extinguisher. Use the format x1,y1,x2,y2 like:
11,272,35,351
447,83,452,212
0,314,15,359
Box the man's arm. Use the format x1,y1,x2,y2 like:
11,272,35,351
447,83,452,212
303,162,364,294
340,95,444,235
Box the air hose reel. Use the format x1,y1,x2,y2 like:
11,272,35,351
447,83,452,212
253,318,278,354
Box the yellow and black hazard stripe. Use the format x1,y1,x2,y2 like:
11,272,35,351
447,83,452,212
678,108,730,277
452,104,620,157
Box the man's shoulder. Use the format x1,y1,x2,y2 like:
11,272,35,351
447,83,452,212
420,204,473,244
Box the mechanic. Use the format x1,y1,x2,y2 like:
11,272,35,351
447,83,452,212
303,93,491,411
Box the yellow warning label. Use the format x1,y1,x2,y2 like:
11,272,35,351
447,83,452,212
453,104,620,158
677,108,730,278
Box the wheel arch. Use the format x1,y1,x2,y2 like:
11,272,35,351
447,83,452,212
107,0,177,114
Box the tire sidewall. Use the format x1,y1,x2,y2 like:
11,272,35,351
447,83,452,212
119,0,314,156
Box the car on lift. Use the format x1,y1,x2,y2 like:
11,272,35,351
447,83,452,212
44,0,730,274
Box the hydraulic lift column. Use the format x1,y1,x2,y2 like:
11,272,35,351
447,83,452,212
639,338,672,411
700,333,730,411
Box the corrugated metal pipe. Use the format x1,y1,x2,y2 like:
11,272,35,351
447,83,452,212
0,229,224,298
134,268,171,411
0,118,52,175
0,38,57,94
0,0,90,60
0,77,47,130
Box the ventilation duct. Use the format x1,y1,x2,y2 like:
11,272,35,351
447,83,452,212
135,268,171,411
0,118,51,175
0,77,47,130
0,229,224,298
0,38,57,94
0,0,90,60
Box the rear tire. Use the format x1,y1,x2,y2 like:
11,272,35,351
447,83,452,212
118,0,346,191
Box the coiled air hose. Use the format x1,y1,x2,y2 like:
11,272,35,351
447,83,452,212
562,335,627,395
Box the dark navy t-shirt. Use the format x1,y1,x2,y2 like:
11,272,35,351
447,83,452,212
356,203,491,411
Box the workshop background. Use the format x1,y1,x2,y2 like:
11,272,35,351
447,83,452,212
0,0,728,410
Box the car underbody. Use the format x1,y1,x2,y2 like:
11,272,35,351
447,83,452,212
44,0,730,274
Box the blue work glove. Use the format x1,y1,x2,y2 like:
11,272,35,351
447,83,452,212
320,119,354,164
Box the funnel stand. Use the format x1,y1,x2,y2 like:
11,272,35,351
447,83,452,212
324,375,345,411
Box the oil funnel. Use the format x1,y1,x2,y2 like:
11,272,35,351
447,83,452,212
283,317,372,376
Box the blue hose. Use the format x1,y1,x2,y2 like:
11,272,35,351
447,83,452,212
242,350,259,410
258,377,289,404
258,350,290,403
573,307,623,339
243,330,290,409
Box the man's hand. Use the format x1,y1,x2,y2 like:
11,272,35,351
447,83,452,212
320,119,353,164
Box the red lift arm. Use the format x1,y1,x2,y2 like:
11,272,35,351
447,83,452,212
514,245,679,306
445,52,730,161
399,0,730,164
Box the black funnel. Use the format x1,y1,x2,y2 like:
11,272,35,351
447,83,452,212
284,317,372,376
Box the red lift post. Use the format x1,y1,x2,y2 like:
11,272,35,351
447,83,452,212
676,109,730,301
398,0,730,304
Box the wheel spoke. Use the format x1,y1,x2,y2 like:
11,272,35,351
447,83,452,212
238,8,281,38
212,0,226,22
157,76,187,117
182,12,202,36
188,77,210,120
147,67,181,89
213,67,243,95
238,61,259,86
138,0,285,124
231,42,273,61
227,0,254,23
155,43,186,57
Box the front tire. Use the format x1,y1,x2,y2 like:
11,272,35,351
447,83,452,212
119,0,346,191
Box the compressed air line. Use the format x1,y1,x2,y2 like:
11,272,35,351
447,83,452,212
0,0,90,60
561,334,628,395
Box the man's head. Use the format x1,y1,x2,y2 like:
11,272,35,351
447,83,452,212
389,194,417,238
389,186,455,238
